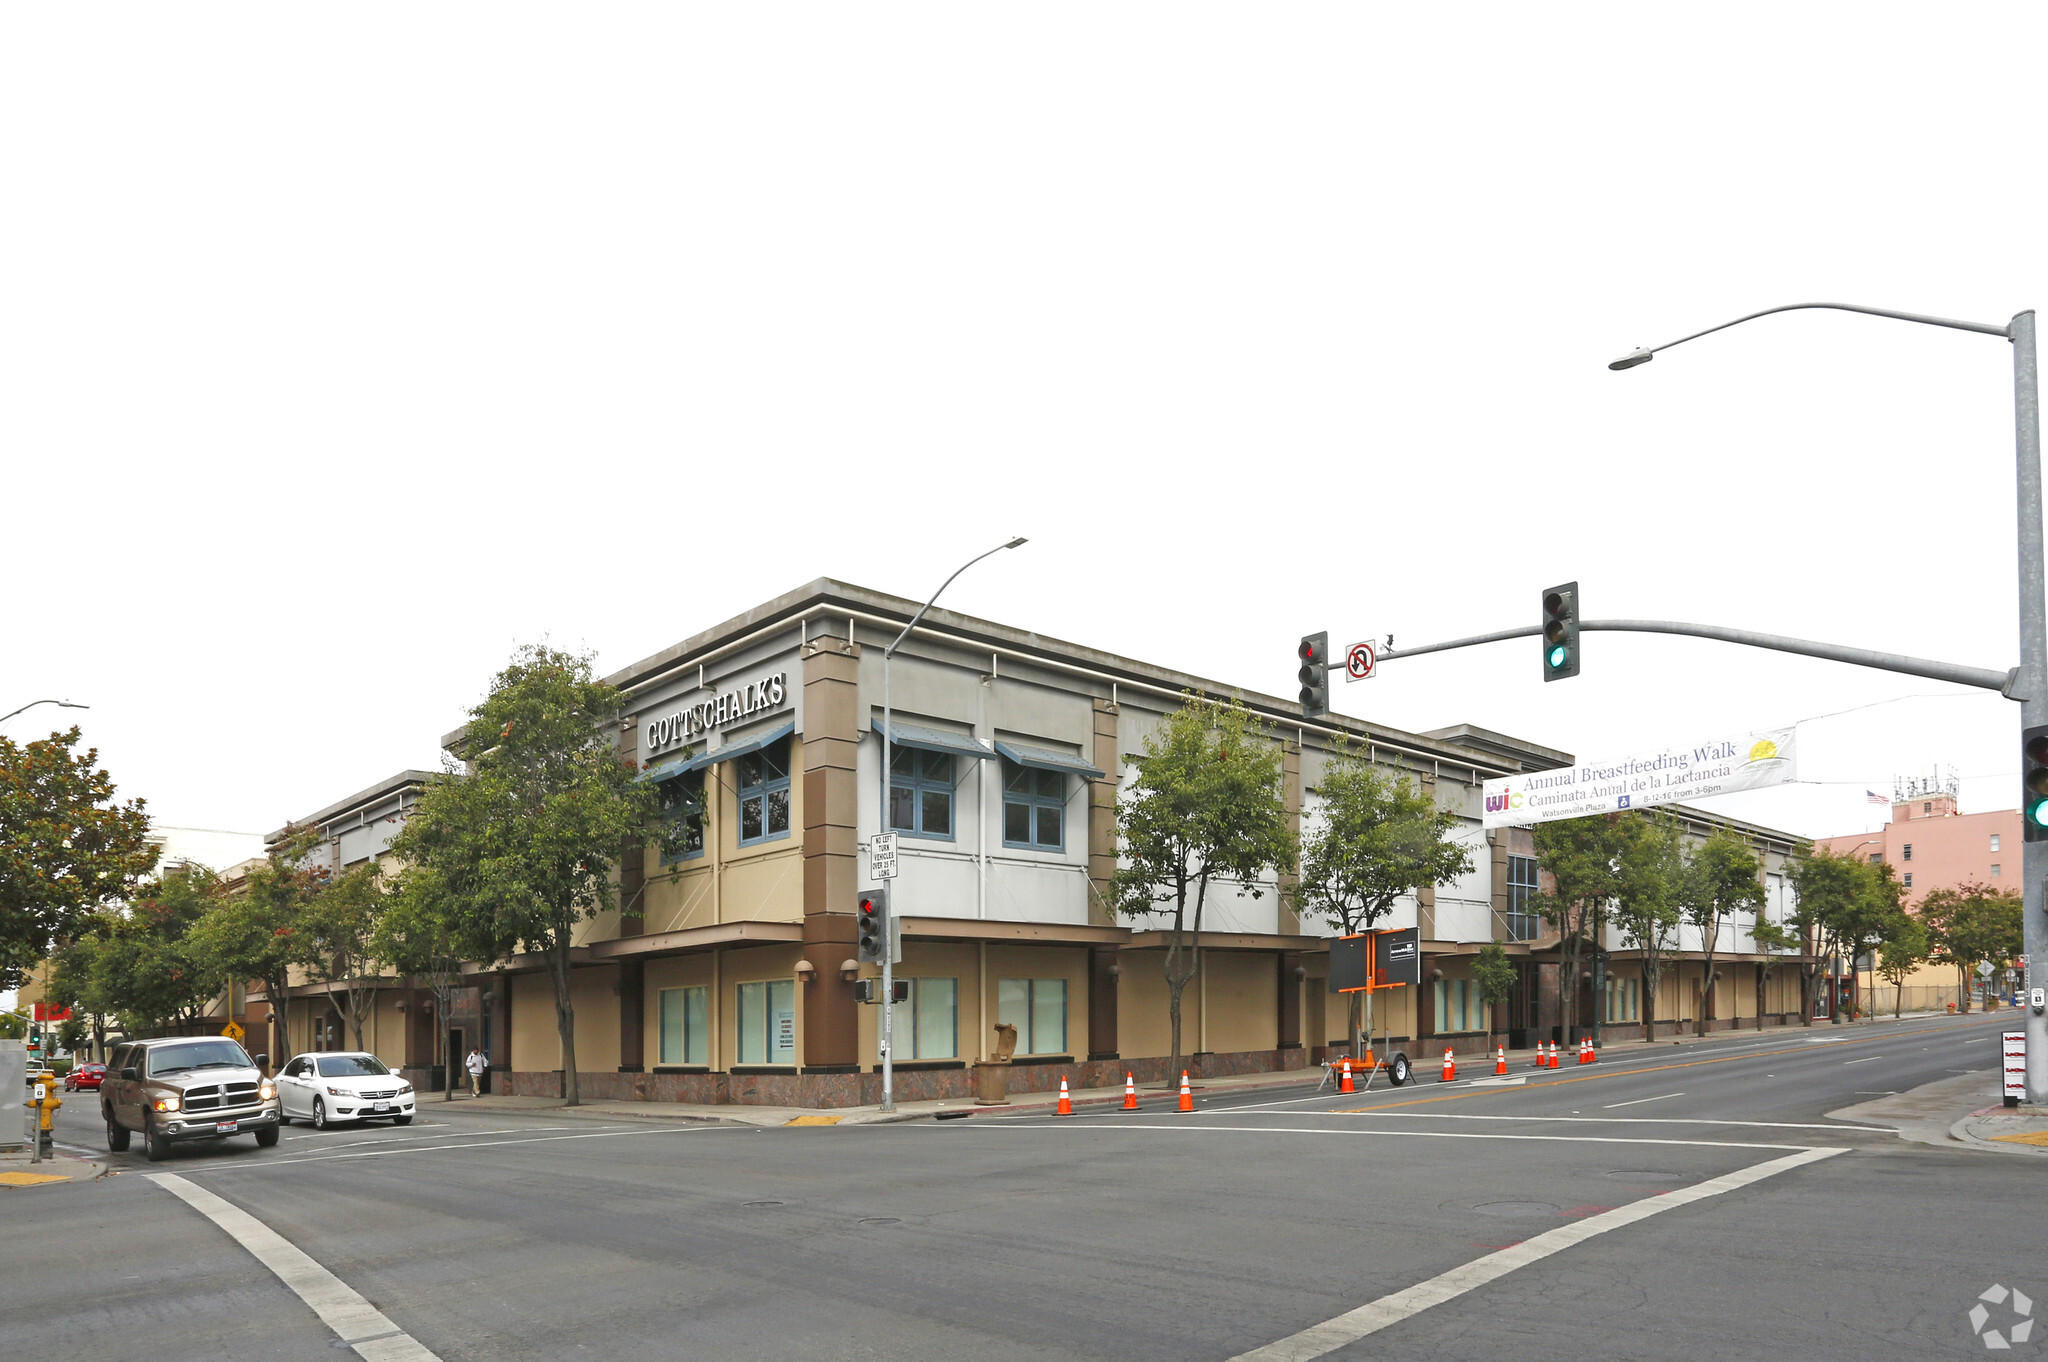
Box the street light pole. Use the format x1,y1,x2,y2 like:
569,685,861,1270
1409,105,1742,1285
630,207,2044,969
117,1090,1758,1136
1611,301,2045,1102
878,537,1027,1112
0,699,88,726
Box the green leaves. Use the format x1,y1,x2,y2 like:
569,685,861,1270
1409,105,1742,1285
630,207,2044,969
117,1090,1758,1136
0,726,155,991
1297,740,1473,936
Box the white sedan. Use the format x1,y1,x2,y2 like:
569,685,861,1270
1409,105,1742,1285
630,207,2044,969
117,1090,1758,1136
276,1051,417,1129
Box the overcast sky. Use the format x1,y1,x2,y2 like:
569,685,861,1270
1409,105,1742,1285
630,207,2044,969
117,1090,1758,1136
5,6,2043,849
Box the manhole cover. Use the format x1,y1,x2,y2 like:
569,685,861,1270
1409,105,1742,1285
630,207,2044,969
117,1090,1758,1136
1469,1202,1561,1217
859,1217,902,1227
742,1200,784,1208
1605,1170,1688,1184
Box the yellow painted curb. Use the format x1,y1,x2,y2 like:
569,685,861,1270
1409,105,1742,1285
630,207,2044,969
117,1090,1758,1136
0,1171,73,1187
784,1115,843,1126
1989,1129,2048,1147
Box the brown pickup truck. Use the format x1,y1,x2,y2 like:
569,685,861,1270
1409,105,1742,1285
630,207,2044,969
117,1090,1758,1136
101,1035,281,1161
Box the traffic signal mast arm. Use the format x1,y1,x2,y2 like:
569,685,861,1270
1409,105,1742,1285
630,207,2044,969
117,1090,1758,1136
1377,617,2016,693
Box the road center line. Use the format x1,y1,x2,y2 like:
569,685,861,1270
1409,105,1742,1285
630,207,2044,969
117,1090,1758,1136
1603,1092,1684,1109
953,1123,1812,1151
1226,1148,1843,1362
149,1172,441,1361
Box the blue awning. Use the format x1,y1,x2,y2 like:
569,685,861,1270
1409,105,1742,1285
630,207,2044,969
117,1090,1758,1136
643,721,794,782
995,740,1105,779
872,719,1000,763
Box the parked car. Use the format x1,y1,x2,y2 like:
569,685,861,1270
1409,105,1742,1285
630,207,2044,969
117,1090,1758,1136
101,1036,280,1161
64,1062,106,1092
276,1052,416,1129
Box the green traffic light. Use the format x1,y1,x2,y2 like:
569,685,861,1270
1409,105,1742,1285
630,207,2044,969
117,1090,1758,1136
2030,801,2048,829
1547,644,1569,669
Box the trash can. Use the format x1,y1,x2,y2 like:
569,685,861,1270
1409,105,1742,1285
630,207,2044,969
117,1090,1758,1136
973,1022,1018,1105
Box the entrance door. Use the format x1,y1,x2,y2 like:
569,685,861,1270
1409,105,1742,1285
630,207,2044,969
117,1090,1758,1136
447,1028,464,1092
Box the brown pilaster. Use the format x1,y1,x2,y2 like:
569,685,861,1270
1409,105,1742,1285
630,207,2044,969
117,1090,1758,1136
1278,950,1303,1050
1088,946,1120,1060
1416,770,1438,939
488,971,511,1073
1489,830,1509,939
618,958,645,1072
801,629,861,1070
1088,698,1120,927
618,714,645,937
1279,737,1302,934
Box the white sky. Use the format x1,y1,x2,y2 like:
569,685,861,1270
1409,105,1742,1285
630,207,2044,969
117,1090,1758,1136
5,5,2043,846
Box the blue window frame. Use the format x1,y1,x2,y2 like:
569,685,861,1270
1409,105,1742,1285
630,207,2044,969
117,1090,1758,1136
890,747,955,840
1001,758,1065,851
1504,855,1541,941
735,736,792,847
658,769,706,863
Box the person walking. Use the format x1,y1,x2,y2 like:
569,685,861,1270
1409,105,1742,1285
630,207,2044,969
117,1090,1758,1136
465,1046,486,1097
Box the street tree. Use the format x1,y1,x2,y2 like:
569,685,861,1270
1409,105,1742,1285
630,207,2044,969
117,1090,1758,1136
1678,829,1766,1037
1922,882,2024,1013
1749,913,1804,1027
91,864,227,1033
294,862,389,1052
1789,848,1901,1025
187,824,330,1065
389,644,654,1107
0,726,155,991
1874,909,1930,1018
1295,740,1472,1054
1530,813,1632,1046
1108,697,1294,1083
375,864,477,1101
1470,941,1516,1056
1608,813,1683,1042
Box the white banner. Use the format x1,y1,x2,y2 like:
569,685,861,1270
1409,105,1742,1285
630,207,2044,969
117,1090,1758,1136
1482,726,1796,828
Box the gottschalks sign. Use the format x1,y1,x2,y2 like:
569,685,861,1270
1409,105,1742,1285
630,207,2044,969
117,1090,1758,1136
643,673,787,755
1481,726,1795,829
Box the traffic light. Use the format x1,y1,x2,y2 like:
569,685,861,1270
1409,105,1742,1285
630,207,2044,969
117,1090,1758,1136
1298,632,1330,718
853,979,911,1005
1541,581,1580,681
856,886,891,965
2024,725,2048,841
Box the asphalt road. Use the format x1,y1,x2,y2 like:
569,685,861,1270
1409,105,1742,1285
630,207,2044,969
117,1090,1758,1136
6,1012,2037,1361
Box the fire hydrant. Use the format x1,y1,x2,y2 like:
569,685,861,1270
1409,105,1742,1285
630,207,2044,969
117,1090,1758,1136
28,1070,61,1162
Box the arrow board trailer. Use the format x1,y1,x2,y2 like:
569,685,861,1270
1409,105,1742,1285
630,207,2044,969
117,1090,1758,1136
1482,726,1797,829
1327,928,1419,1085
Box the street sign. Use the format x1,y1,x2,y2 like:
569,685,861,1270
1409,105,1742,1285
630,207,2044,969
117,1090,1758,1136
221,1021,245,1042
2004,1031,2026,1105
1979,961,1996,978
1344,641,1376,682
869,832,898,880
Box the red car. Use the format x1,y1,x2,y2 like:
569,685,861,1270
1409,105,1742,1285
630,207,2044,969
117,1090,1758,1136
64,1063,106,1092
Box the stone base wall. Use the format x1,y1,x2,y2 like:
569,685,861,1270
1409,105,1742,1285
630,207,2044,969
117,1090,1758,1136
503,1048,1315,1110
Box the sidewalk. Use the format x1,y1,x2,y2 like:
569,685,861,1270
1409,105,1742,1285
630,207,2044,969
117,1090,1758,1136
426,1016,1945,1128
0,1145,107,1189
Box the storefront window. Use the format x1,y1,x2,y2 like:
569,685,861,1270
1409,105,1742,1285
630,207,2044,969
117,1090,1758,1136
890,748,955,840
737,979,795,1064
736,737,793,847
658,770,706,863
902,978,958,1059
1002,759,1065,850
660,986,708,1065
998,978,1067,1054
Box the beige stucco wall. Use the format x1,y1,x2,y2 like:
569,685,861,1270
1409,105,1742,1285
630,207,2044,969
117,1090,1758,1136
636,737,808,932
511,966,621,1072
1201,952,1278,1053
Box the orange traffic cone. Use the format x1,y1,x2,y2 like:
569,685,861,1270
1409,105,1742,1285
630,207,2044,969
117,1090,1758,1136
1546,1041,1559,1069
1056,1078,1073,1115
1585,1037,1598,1064
1122,1073,1138,1110
1440,1046,1456,1082
1578,1037,1591,1065
1533,1041,1548,1071
1495,1045,1507,1076
1177,1071,1194,1113
1338,1061,1355,1094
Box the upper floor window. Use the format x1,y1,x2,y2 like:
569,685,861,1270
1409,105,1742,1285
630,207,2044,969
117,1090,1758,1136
1902,844,1913,861
658,769,706,863
1002,759,1065,850
1904,872,1914,890
1504,855,1541,941
1992,833,2002,852
1869,853,1881,864
736,736,792,846
1992,864,2003,877
890,748,955,840
1924,801,1932,814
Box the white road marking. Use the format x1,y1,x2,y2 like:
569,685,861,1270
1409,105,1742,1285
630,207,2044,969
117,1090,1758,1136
149,1172,440,1361
211,1124,732,1170
1227,1148,1842,1361
1603,1092,1684,1109
1467,1076,1528,1088
284,1124,591,1144
1228,1110,1890,1133
1842,1056,1884,1065
955,1122,1811,1151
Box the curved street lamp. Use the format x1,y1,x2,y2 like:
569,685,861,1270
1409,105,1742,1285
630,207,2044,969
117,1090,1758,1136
0,699,89,725
1610,300,2044,1099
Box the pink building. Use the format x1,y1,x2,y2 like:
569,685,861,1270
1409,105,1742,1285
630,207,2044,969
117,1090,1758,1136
1814,786,2018,908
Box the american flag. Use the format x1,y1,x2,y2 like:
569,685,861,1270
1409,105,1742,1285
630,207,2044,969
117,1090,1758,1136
1866,790,1890,806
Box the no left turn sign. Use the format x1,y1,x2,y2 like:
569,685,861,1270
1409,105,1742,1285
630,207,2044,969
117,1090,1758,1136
1345,641,1376,682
